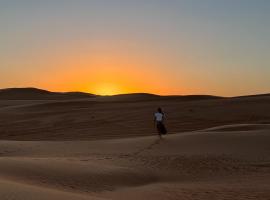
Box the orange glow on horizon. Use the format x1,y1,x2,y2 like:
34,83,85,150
16,38,192,96
36,49,168,95
91,82,122,95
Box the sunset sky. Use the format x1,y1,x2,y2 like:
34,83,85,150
1,0,269,96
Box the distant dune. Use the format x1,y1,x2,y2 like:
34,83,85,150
0,87,222,101
232,93,270,98
95,93,222,102
0,88,96,100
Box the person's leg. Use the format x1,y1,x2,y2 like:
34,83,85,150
157,122,163,139
161,123,167,135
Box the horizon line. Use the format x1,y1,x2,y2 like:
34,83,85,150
0,87,269,98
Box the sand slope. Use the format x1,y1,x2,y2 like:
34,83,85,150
0,124,270,199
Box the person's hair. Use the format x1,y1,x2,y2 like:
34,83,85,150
157,107,162,113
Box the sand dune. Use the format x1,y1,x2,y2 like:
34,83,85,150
0,125,269,199
0,93,270,199
0,88,96,100
0,93,270,140
203,123,270,131
0,179,102,200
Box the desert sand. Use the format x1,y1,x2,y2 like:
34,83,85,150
0,90,270,199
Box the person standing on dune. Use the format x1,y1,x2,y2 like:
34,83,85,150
154,107,167,138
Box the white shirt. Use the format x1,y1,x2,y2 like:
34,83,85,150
154,112,164,122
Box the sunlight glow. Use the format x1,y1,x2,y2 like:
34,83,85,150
92,83,122,96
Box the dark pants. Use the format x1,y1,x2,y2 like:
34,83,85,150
156,121,167,135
